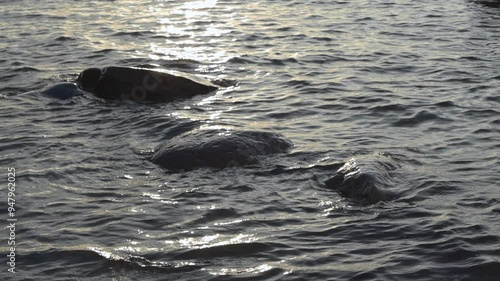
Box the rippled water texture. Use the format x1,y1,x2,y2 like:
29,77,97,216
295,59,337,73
1,0,499,280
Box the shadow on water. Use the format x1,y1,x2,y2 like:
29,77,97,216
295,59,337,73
473,0,500,8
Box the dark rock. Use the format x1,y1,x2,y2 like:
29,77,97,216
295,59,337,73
151,129,293,171
325,157,399,203
40,83,82,100
76,66,217,102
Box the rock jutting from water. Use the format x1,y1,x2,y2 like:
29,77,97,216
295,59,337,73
76,66,218,102
151,129,293,171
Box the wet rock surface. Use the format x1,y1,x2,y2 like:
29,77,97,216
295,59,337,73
151,129,293,171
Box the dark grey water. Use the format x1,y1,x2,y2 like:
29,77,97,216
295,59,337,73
1,0,499,280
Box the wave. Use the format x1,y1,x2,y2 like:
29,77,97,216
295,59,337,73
392,110,451,127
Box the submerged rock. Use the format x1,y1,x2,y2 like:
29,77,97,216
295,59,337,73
325,157,399,203
40,82,83,100
151,129,293,171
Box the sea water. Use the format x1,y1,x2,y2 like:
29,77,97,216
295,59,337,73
0,0,499,280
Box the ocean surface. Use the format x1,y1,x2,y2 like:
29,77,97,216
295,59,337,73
1,0,499,280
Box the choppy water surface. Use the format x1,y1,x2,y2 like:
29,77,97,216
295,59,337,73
1,0,499,280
